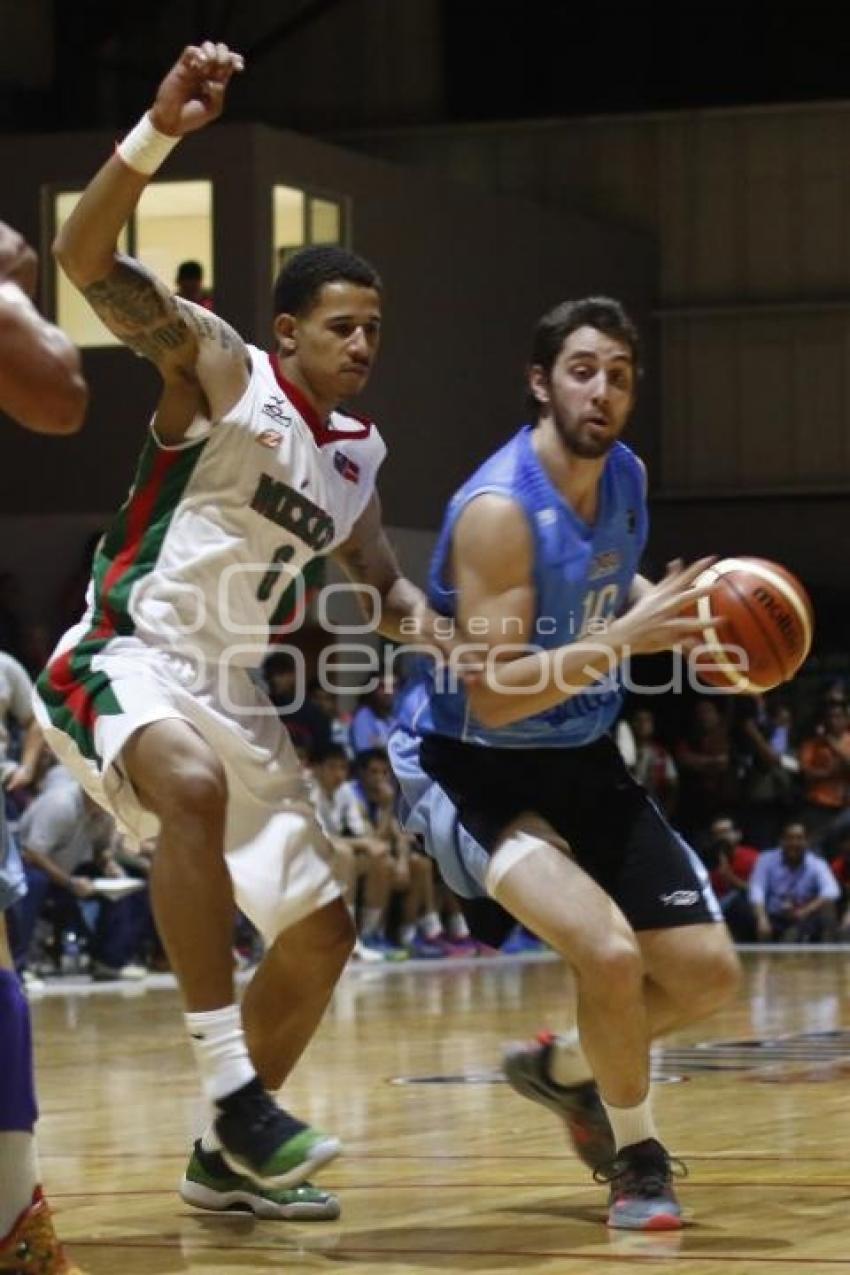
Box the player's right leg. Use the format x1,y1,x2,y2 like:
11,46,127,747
486,819,683,1230
121,719,340,1190
486,818,650,1110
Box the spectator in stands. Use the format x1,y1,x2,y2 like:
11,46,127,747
73,836,152,977
264,650,331,761
828,829,850,937
174,259,213,309
0,648,42,802
748,820,840,943
798,699,850,843
705,815,759,941
309,743,394,962
675,698,738,839
351,749,446,959
735,696,799,847
350,679,395,757
630,706,678,816
11,765,148,980
308,683,353,758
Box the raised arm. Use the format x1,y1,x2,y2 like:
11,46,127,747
53,42,249,443
0,222,87,434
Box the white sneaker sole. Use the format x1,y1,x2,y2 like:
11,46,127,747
179,1175,340,1219
220,1136,342,1189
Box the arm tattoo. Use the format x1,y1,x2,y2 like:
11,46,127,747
175,298,237,353
83,256,192,365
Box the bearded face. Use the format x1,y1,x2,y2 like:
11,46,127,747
530,325,635,458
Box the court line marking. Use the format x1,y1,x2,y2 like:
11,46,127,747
51,1179,850,1200
62,1239,850,1265
40,1151,850,1163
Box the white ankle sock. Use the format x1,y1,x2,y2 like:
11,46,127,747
360,908,383,938
548,1028,593,1088
184,1004,256,1103
399,923,416,946
0,1133,38,1236
420,911,442,940
602,1092,658,1152
446,912,470,940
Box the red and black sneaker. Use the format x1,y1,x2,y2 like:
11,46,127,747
595,1138,686,1231
502,1031,615,1171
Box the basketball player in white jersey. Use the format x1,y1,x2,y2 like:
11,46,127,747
36,42,444,1221
0,220,87,1273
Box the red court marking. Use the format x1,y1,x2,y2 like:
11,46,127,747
64,1239,850,1265
51,1179,850,1200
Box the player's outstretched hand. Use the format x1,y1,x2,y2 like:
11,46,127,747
614,556,720,656
150,42,244,137
0,221,37,297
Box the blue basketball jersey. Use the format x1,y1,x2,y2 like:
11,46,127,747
397,425,649,749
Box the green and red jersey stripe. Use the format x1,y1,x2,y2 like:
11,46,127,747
37,437,207,760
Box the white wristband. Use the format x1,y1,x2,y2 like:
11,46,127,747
116,112,180,176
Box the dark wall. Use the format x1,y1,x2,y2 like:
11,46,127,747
0,122,656,531
648,492,849,595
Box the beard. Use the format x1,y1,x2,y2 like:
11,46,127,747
551,403,617,459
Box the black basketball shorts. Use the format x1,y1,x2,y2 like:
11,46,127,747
418,732,721,946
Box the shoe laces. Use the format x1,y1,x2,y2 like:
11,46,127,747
235,1086,304,1141
593,1144,688,1197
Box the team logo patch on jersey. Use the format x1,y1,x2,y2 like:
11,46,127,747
260,396,292,426
257,429,283,448
333,450,360,483
589,550,621,580
660,890,700,907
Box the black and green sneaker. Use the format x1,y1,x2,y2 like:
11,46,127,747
215,1077,341,1189
181,1140,341,1220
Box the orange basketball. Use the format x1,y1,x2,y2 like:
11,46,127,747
691,557,814,693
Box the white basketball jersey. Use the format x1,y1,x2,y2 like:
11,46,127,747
83,345,386,665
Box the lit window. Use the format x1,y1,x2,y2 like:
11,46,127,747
54,191,127,348
52,180,213,348
136,180,213,302
272,186,344,277
309,198,340,244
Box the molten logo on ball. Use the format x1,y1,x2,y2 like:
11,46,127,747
751,587,799,652
693,556,813,693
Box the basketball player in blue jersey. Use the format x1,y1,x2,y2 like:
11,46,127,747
0,220,87,1273
390,297,741,1230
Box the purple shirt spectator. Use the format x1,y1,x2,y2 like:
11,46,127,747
749,848,840,914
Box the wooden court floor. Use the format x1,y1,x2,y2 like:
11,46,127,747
30,949,850,1274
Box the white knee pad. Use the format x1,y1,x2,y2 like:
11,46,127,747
484,830,548,897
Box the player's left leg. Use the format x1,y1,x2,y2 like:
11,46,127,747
181,799,353,1223
241,896,353,1088
638,922,741,1038
181,897,352,1221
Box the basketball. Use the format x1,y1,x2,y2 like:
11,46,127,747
691,556,814,693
